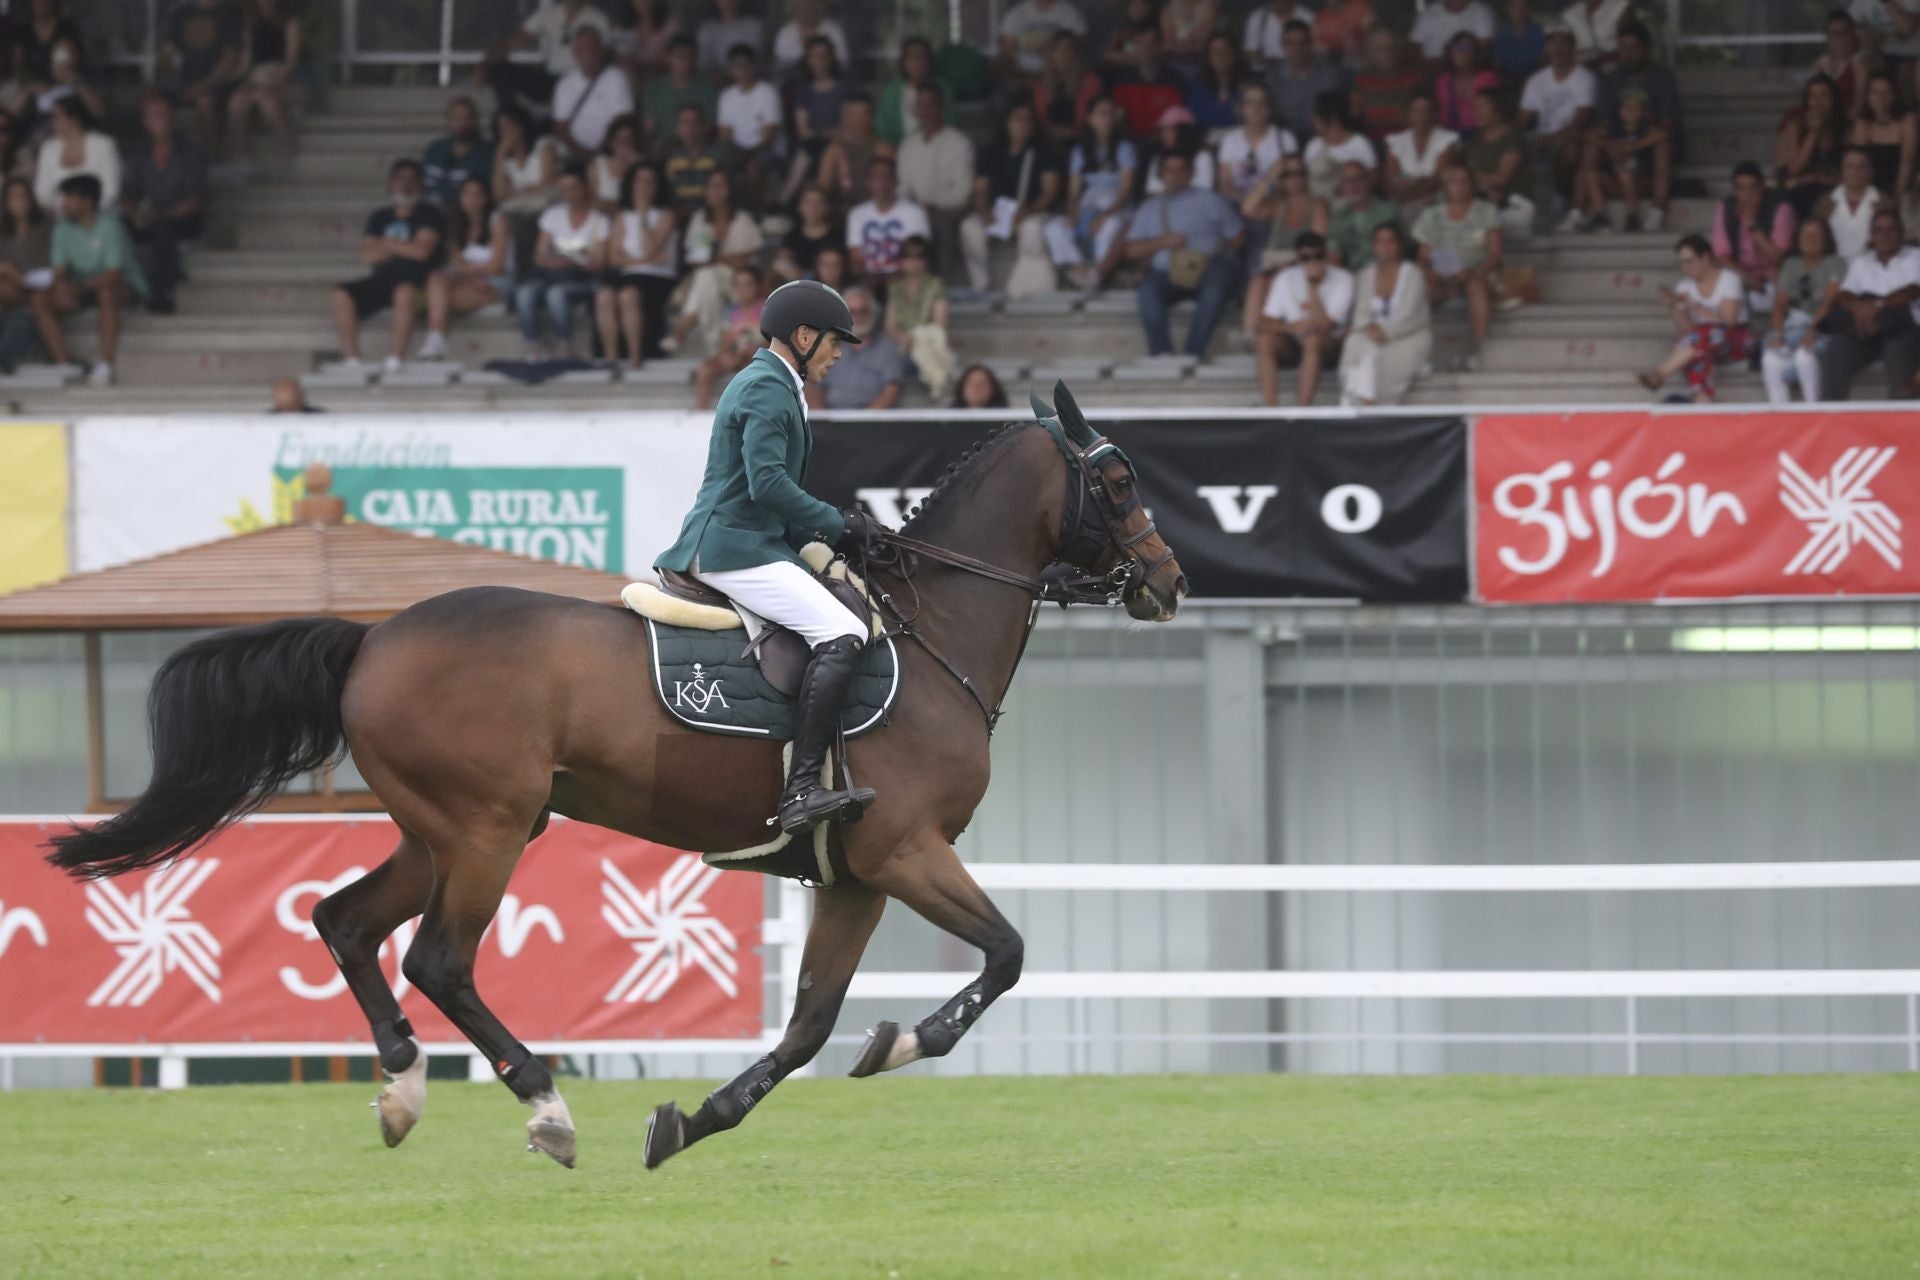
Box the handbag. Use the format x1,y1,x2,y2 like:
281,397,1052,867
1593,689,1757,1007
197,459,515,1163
1159,193,1207,289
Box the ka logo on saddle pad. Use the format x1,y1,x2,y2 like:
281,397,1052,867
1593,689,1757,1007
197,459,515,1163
672,663,730,716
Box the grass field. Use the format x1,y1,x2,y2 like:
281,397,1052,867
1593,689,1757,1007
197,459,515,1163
1,1074,1917,1278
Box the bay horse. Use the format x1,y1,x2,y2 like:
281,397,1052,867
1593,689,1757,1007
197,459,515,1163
46,387,1186,1170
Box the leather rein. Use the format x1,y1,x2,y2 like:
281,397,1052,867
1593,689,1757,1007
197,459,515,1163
851,431,1169,734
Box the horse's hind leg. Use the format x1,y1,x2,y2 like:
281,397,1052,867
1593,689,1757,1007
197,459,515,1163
645,879,886,1169
848,838,1023,1077
398,824,578,1166
310,832,433,1147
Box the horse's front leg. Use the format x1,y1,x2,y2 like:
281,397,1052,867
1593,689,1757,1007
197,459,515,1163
848,839,1023,1077
644,879,885,1169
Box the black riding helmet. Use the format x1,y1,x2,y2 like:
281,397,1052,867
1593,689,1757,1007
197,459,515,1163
760,280,862,378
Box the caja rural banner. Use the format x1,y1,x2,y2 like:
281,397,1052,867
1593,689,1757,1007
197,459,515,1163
0,421,67,593
0,819,763,1046
1475,411,1920,603
808,415,1471,601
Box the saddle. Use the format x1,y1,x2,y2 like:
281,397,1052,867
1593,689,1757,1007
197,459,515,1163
650,567,877,697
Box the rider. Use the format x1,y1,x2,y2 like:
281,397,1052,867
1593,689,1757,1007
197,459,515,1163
655,279,885,833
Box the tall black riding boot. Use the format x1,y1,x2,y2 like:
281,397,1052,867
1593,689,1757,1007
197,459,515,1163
777,636,877,834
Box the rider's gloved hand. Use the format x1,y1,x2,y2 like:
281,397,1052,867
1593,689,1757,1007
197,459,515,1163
837,508,888,549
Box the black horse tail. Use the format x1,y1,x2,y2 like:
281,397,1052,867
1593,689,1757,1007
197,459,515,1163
45,617,370,880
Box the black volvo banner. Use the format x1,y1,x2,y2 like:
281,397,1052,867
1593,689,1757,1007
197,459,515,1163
808,414,1469,601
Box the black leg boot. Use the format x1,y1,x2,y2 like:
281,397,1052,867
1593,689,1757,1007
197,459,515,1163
777,636,877,834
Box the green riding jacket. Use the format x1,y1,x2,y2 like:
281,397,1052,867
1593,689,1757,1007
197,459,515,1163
655,347,847,573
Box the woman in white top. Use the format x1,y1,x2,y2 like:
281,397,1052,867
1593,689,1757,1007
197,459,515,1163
1639,232,1749,402
515,163,612,359
595,161,680,370
418,176,510,361
492,106,558,216
589,113,642,212
670,168,766,355
1215,83,1298,202
1383,92,1459,211
1303,90,1375,200
1340,221,1432,405
34,97,118,212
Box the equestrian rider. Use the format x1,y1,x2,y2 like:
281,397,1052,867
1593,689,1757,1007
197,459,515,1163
655,280,885,833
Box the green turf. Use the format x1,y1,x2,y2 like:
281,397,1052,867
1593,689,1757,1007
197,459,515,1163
1,1074,1916,1278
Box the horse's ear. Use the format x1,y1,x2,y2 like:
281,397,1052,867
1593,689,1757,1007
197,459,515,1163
1029,387,1055,421
1053,381,1096,446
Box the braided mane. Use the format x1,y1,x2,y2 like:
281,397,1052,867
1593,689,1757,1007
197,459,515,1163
899,420,1041,533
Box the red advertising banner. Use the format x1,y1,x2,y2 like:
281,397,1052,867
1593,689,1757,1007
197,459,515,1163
1475,411,1920,603
0,819,764,1046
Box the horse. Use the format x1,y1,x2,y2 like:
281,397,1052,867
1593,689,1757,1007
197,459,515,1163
45,386,1187,1170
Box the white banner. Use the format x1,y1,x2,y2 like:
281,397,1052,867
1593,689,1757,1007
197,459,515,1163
73,414,715,575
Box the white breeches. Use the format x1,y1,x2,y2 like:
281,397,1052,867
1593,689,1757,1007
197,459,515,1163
695,560,865,648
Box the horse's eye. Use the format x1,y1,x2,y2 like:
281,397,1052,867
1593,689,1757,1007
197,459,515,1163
1114,476,1133,493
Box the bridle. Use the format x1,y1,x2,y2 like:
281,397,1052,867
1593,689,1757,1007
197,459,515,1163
850,422,1172,733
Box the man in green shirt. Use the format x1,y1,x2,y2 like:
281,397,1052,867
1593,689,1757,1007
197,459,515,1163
34,174,147,387
643,35,718,153
1327,161,1399,269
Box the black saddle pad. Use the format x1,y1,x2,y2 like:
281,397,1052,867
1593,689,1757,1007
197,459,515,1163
645,618,899,739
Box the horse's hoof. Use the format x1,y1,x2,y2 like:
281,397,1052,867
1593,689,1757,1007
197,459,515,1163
643,1102,686,1170
527,1116,576,1168
372,1050,427,1148
848,1021,901,1078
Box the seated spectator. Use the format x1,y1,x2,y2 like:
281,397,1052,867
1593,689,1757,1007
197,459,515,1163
696,0,765,79
1239,153,1329,333
1217,83,1299,203
662,104,724,213
1822,207,1920,399
590,113,641,210
790,36,847,160
1189,35,1249,133
817,96,887,210
641,36,715,154
1413,162,1502,365
1596,24,1682,161
14,0,83,91
1036,32,1104,146
1264,20,1350,142
773,184,838,282
814,244,851,292
1163,0,1222,74
717,43,783,208
1762,216,1845,404
848,156,931,286
671,169,764,354
420,176,511,362
810,284,908,409
34,97,118,212
269,376,316,413
552,27,634,159
1779,74,1847,219
493,105,558,217
1113,23,1190,140
1463,88,1525,206
226,0,302,159
1520,28,1595,215
1638,233,1749,402
1384,92,1461,208
1852,0,1920,106
1413,0,1498,67
121,93,208,316
480,0,609,123
1049,95,1139,289
332,159,443,373
1436,32,1498,134
160,0,244,155
38,33,105,124
1001,0,1091,80
877,37,950,147
1340,221,1432,404
772,0,848,75
1244,0,1317,66
0,176,48,368
1258,229,1352,404
1350,28,1422,138
34,173,144,385
516,163,608,358
1315,0,1377,65
1849,71,1913,208
1562,0,1634,66
1123,148,1245,356
1329,158,1401,266
1573,85,1667,231
961,101,1065,292
897,85,975,283
593,160,679,369
885,235,954,397
1821,146,1883,259
694,263,767,408
612,0,680,77
0,112,30,186
1145,107,1219,193
1305,90,1377,198
1812,10,1874,112
1491,0,1547,81
1711,161,1795,312
423,96,492,209
951,361,1010,408
1105,0,1159,71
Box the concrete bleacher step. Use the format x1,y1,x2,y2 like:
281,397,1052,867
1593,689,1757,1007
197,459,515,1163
323,86,466,115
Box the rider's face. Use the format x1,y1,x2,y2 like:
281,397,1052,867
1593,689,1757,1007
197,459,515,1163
804,328,844,377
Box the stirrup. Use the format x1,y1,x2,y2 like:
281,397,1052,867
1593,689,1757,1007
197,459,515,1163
777,785,877,834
